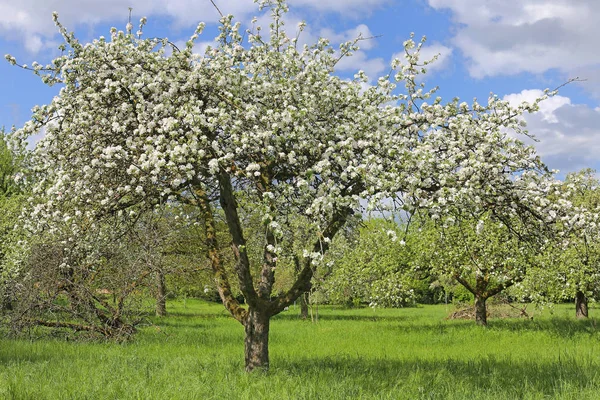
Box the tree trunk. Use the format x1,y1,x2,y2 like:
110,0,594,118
155,269,167,317
244,308,270,372
474,295,488,326
575,290,588,318
299,292,309,320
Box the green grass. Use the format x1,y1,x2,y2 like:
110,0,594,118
1,300,600,399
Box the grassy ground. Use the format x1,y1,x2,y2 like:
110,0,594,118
1,300,600,399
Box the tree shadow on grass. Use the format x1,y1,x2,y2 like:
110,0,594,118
0,348,55,365
396,316,600,338
488,317,600,338
299,312,600,339
160,310,232,319
272,312,411,323
149,320,212,330
277,354,600,398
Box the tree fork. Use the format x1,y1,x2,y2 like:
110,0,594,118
217,172,259,306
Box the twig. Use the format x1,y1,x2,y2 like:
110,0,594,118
210,0,224,18
333,34,383,67
553,76,586,92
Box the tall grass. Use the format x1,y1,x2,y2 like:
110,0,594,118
1,300,599,399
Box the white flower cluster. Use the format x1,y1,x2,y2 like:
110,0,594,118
8,0,586,288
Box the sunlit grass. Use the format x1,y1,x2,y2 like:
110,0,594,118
1,300,600,399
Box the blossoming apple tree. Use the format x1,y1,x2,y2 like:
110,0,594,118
513,169,600,318
8,0,572,370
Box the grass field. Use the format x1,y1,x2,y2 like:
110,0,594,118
1,300,600,399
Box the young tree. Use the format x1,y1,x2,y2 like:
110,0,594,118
128,204,214,317
10,0,567,370
420,213,540,325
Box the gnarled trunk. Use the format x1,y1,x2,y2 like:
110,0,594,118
575,290,588,318
474,295,488,326
244,308,270,372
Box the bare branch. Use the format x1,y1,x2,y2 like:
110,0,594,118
210,0,224,18
552,76,586,92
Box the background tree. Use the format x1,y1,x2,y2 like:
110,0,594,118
324,218,419,308
514,169,600,318
561,169,600,318
0,127,29,314
6,208,166,338
419,212,541,326
129,204,214,317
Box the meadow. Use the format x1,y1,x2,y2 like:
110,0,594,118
1,300,600,399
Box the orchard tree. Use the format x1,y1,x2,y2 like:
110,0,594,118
127,203,218,317
9,0,570,370
0,128,29,313
420,212,541,325
561,169,600,318
0,129,20,197
514,169,600,318
8,216,149,337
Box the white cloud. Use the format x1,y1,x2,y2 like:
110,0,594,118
24,35,43,53
427,0,600,83
0,0,388,54
418,43,452,72
504,89,571,123
503,89,600,173
292,0,389,15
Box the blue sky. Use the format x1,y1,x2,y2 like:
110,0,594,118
1,0,599,176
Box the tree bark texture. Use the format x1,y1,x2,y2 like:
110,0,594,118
474,295,488,326
244,308,270,372
575,290,588,318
